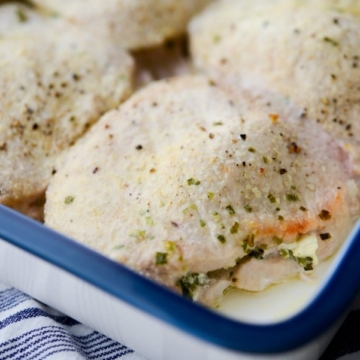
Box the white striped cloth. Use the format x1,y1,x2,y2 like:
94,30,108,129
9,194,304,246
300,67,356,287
0,283,146,360
1,282,360,360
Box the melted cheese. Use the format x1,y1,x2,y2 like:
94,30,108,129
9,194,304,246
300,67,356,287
280,234,319,265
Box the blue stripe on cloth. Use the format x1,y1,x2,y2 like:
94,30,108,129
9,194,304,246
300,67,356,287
3,338,84,360
0,288,30,312
0,287,141,360
1,324,134,359
5,334,132,360
0,326,95,350
2,326,112,349
0,328,83,357
35,349,76,360
1,327,119,355
25,344,80,360
36,348,78,360
0,308,78,330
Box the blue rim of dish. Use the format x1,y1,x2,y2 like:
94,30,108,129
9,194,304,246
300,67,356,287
0,204,359,354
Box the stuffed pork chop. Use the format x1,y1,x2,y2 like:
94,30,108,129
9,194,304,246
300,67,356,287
30,0,212,50
0,8,134,219
190,7,360,175
45,76,359,306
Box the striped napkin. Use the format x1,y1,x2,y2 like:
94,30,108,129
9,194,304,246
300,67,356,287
0,282,359,360
0,283,146,360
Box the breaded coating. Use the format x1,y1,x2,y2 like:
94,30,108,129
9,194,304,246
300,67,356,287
30,0,213,50
45,76,358,305
190,6,360,175
0,6,134,219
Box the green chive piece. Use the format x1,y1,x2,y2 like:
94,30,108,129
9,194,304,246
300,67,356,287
323,36,339,46
273,236,283,245
155,252,168,265
230,222,239,234
267,193,276,203
16,8,28,22
64,196,74,204
286,194,299,202
217,235,226,244
225,205,236,215
244,205,253,213
213,34,221,43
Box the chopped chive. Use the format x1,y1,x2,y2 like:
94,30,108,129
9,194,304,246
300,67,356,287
64,196,74,204
244,204,253,213
199,219,206,227
323,36,339,47
217,235,226,244
279,249,288,258
263,156,269,164
273,236,282,245
286,194,299,202
16,8,28,22
213,34,221,43
207,192,215,199
248,147,256,153
248,247,265,260
155,252,168,265
187,178,200,186
245,233,255,247
267,193,276,203
299,206,307,211
225,205,236,215
230,222,239,234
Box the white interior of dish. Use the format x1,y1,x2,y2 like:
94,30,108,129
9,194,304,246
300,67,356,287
217,221,360,324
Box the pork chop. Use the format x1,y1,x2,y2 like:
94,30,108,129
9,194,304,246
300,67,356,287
45,76,358,305
190,7,360,175
0,6,134,219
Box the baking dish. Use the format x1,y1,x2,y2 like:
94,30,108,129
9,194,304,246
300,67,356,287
0,204,359,360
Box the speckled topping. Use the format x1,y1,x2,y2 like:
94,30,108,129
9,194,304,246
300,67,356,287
190,6,360,174
0,7,134,218
45,76,358,304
